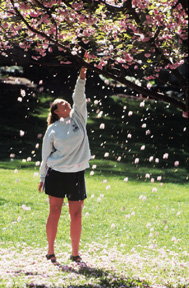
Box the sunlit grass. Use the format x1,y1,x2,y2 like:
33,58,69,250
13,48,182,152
0,167,188,287
0,167,188,254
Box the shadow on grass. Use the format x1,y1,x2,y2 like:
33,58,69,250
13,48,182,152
0,197,9,206
25,261,187,288
25,261,151,288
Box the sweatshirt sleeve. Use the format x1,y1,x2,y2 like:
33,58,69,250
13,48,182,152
72,77,87,123
39,127,54,182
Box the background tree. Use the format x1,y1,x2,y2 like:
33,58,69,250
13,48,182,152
0,0,188,115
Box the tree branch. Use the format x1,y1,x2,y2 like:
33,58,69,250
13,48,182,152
34,0,58,41
8,0,187,112
79,59,186,111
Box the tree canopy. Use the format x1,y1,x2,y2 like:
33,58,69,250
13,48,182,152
0,0,188,115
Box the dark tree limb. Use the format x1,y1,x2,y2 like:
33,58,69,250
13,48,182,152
8,0,187,112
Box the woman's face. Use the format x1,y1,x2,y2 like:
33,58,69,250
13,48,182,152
55,100,72,119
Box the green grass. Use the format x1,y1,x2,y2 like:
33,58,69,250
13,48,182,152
0,167,188,252
0,166,189,287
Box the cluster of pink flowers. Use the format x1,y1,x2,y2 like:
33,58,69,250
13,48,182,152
0,0,187,88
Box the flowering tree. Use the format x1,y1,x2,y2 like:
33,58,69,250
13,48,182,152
0,0,188,115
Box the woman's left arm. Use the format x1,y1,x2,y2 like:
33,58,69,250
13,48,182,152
72,68,88,123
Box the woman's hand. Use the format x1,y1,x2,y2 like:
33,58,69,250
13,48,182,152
80,67,87,80
38,182,44,192
79,51,89,80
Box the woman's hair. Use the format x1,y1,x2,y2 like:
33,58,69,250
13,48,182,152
47,98,62,126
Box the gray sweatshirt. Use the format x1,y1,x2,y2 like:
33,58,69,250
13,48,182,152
40,77,91,182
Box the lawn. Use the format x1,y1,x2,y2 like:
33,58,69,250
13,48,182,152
0,72,189,287
0,167,188,287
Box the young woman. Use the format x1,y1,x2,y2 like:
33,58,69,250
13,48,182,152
38,68,91,263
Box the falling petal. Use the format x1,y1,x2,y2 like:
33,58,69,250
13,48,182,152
20,130,25,137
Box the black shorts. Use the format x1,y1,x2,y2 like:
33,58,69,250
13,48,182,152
44,168,87,201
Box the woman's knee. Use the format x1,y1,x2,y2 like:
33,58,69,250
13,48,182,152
69,201,83,221
50,204,62,218
70,208,82,222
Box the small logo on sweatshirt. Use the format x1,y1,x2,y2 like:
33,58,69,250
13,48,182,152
72,121,79,132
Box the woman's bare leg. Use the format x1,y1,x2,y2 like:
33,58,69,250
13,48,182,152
68,200,84,256
46,196,63,256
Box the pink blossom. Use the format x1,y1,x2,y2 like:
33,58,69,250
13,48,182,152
146,129,151,135
35,143,39,149
149,243,157,249
182,111,189,118
17,216,21,222
30,11,40,17
174,161,179,167
22,204,31,211
149,156,154,162
135,158,139,164
116,57,126,64
60,61,72,65
142,123,147,128
172,236,177,242
140,145,145,150
128,111,133,116
10,153,15,158
37,133,42,139
163,153,169,159
17,97,22,102
20,89,26,97
97,111,103,118
124,54,133,62
123,177,128,182
152,187,157,193
111,223,115,229
20,130,25,137
97,197,101,203
99,123,105,129
140,101,145,107
147,83,152,89
104,152,109,158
